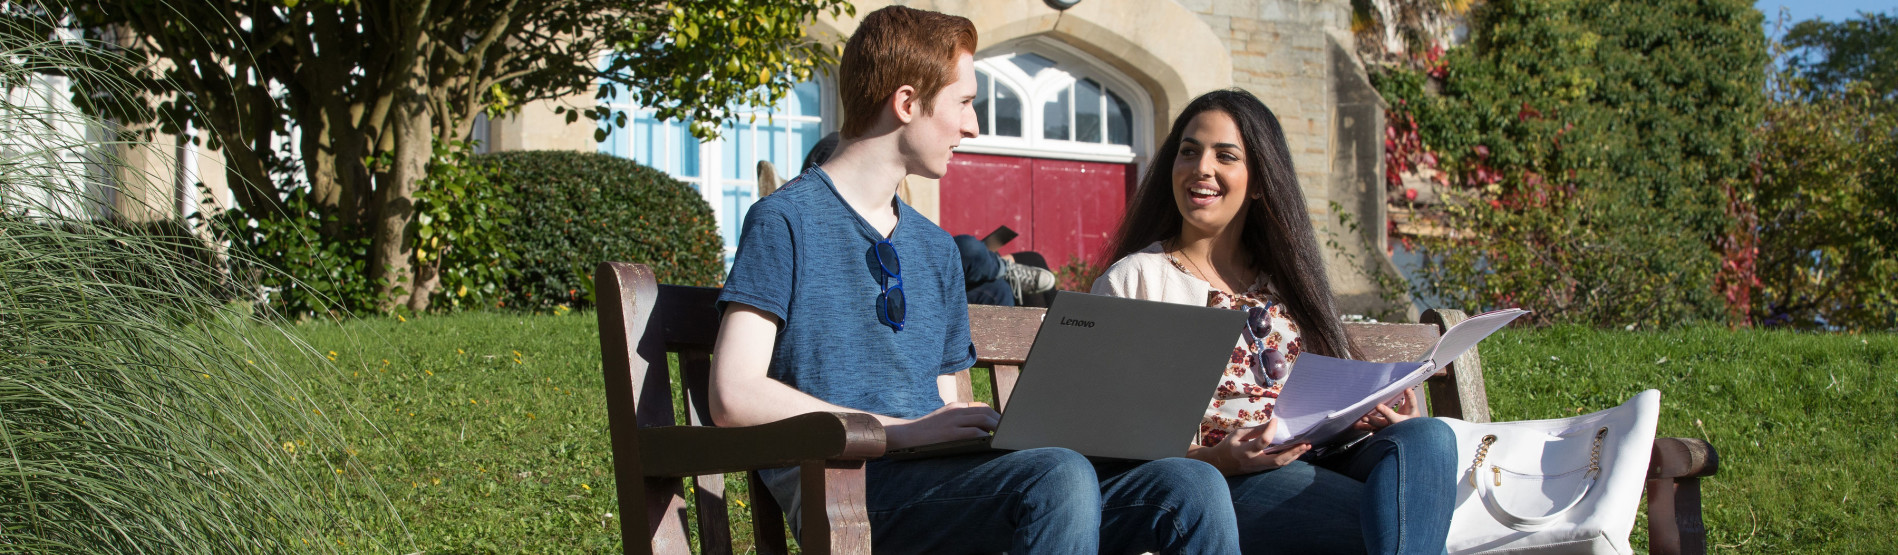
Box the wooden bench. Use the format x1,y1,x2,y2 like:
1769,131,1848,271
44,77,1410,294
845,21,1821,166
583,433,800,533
597,262,1719,555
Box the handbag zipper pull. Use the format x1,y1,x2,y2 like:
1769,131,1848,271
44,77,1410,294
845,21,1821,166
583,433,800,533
1492,466,1502,487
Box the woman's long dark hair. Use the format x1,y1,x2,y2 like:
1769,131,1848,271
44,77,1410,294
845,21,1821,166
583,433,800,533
1102,89,1353,359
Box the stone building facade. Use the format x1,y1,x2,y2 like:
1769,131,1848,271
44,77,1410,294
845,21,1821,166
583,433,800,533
488,0,1402,316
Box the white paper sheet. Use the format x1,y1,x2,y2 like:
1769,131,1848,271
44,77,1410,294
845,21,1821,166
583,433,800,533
1270,355,1428,445
1268,308,1530,445
1419,308,1531,368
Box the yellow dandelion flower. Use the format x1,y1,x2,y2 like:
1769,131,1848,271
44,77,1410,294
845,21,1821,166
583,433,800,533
382,359,390,365
245,359,254,365
282,442,295,454
412,481,418,488
432,478,441,485
527,413,535,419
470,399,477,405
582,484,591,490
425,370,434,376
334,468,343,474
200,373,210,379
512,350,522,357
457,348,464,354
329,351,338,357
313,409,322,415
397,314,407,322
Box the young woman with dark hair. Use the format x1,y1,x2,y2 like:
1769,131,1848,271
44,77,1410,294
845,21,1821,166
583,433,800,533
1093,88,1457,554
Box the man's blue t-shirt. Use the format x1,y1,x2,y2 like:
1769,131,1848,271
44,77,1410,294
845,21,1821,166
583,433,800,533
717,167,977,420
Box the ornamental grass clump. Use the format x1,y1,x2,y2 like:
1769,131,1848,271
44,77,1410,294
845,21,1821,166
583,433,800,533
0,10,385,553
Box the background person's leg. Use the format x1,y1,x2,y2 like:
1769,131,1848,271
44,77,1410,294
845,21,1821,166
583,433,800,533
1095,458,1241,555
967,279,1015,306
954,234,1015,306
865,447,1101,554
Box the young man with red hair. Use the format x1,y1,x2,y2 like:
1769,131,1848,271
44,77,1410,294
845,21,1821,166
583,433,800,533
708,6,1239,552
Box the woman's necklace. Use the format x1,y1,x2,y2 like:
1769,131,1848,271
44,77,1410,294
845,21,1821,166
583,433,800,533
1175,244,1234,293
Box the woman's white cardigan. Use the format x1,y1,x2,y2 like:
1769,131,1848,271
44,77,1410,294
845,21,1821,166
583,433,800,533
1090,242,1221,304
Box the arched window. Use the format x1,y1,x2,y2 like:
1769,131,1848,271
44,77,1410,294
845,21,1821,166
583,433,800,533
962,43,1148,164
598,79,827,266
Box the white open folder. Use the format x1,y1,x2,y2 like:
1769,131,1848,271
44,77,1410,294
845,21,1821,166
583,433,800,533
1269,308,1530,446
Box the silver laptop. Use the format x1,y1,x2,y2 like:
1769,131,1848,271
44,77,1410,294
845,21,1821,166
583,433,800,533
884,292,1246,461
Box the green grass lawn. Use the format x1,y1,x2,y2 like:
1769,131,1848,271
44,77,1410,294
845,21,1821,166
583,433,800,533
265,312,1897,553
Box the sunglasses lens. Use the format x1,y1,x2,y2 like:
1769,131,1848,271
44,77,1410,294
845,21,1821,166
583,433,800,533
884,286,907,324
875,241,901,275
880,287,903,321
1262,348,1288,381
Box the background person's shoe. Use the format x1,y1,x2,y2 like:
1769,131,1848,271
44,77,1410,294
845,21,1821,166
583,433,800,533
1001,261,1055,305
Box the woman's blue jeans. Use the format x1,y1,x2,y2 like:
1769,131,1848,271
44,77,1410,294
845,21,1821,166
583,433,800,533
1226,417,1457,554
763,447,1241,553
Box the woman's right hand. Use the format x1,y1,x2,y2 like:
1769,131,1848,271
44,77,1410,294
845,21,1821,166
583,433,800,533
1192,418,1311,475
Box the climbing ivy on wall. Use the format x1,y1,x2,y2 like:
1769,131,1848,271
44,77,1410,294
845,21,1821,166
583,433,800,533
1377,0,1767,328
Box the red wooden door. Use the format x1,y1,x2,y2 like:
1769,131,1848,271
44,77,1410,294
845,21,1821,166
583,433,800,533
936,152,1035,253
938,152,1129,272
1029,159,1126,269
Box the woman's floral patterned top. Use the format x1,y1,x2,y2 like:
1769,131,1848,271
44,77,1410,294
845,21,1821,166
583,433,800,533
1165,254,1303,447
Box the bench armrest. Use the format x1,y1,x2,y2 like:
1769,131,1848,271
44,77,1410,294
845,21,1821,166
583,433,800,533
639,412,887,478
1649,437,1718,479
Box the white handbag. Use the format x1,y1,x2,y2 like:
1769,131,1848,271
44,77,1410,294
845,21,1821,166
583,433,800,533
1441,389,1661,555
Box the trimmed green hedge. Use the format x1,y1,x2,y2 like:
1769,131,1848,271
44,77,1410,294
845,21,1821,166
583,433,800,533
477,151,723,311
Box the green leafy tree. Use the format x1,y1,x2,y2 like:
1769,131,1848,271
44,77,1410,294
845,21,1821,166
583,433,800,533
1754,83,1897,329
1751,10,1898,330
31,0,850,312
1381,0,1767,327
1782,10,1897,98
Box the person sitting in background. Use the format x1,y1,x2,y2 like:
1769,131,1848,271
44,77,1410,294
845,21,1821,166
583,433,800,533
953,233,1055,306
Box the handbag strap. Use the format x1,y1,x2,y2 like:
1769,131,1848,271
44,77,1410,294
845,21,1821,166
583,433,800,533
1466,427,1607,531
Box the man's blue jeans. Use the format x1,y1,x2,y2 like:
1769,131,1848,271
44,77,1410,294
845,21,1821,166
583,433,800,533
1224,417,1457,554
763,447,1241,553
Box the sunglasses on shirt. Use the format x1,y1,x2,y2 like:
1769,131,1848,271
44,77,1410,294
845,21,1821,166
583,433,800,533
874,239,906,331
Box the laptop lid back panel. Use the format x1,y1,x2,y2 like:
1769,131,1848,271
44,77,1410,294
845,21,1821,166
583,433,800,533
989,293,1246,460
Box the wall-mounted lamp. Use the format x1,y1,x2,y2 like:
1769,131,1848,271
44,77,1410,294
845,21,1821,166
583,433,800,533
1044,0,1082,10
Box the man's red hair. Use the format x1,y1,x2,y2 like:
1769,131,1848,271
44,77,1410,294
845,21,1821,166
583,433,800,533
837,6,978,139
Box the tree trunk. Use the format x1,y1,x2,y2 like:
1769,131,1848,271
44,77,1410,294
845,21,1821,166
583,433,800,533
370,92,433,312
408,259,440,312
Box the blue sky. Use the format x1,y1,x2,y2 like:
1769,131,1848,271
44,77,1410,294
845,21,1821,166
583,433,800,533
1755,0,1895,36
